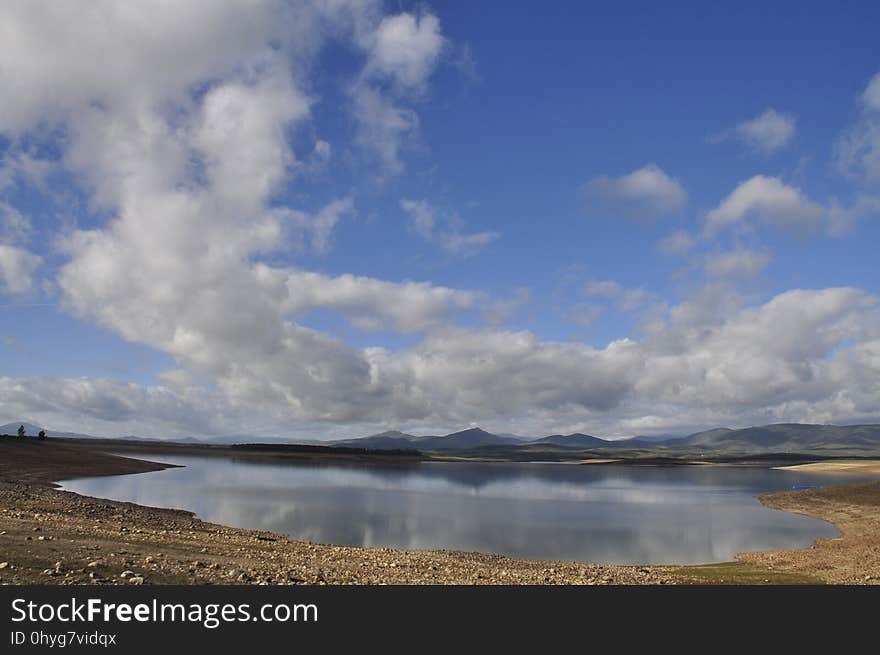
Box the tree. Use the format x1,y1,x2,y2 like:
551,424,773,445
17,424,25,439
38,430,46,441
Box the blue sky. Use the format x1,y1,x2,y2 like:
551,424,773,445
1,1,879,439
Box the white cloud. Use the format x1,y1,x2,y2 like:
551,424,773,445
657,230,695,256
0,149,54,193
585,280,652,311
563,303,602,328
705,175,825,234
281,198,356,255
402,198,437,239
0,376,248,438
707,175,880,236
582,164,687,219
193,73,310,208
1,203,32,245
351,10,446,174
401,198,499,254
704,248,771,278
279,269,478,333
0,1,471,428
350,86,419,174
365,12,445,90
835,70,880,186
714,108,796,155
3,287,880,437
0,244,41,294
481,288,531,324
862,72,880,111
0,0,309,133
636,288,880,415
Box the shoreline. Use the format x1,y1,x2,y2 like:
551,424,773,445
1,438,878,585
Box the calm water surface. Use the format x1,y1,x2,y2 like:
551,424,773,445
60,456,876,565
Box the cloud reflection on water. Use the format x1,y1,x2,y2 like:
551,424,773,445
62,457,869,565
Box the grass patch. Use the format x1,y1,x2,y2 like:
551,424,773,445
675,562,821,585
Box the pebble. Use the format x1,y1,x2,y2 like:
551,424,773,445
0,562,9,569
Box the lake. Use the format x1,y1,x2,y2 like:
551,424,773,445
60,456,875,565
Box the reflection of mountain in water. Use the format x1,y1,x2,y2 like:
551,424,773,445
222,455,834,493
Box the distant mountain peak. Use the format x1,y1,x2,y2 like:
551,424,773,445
368,429,415,439
531,432,609,448
446,427,491,437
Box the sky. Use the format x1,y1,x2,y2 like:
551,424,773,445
1,0,880,440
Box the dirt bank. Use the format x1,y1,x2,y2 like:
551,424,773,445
733,481,880,584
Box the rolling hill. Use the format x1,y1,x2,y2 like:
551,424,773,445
333,430,418,450
411,428,522,451
675,423,880,453
531,433,610,448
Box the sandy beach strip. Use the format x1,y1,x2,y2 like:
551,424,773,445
773,460,880,475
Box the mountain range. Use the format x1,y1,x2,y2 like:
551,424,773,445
5,421,880,455
330,423,880,455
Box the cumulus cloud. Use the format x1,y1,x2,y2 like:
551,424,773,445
861,72,880,111
351,10,446,173
278,269,478,333
712,108,796,155
0,376,254,438
1,203,32,245
705,175,826,234
282,198,356,255
0,149,54,193
481,288,531,324
636,288,880,415
3,287,880,437
400,198,499,254
0,0,310,133
706,175,880,236
704,248,771,278
350,87,419,174
563,303,602,329
364,12,445,90
0,244,40,294
585,280,652,311
657,230,695,256
0,1,473,426
582,164,687,219
835,70,880,186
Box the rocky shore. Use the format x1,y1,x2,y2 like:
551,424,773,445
737,481,880,584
